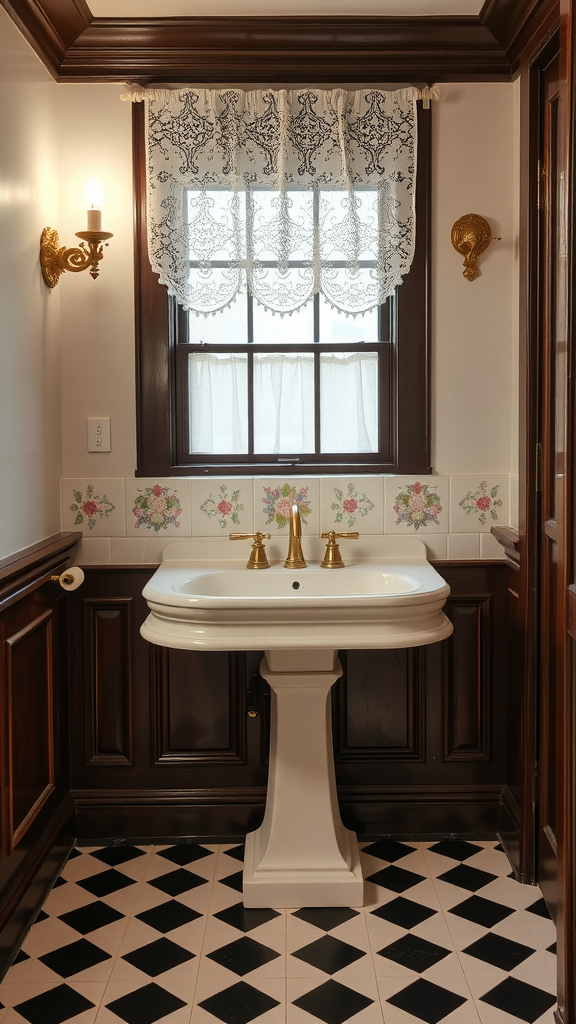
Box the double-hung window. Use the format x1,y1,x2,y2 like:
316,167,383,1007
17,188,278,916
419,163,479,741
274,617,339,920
133,92,431,477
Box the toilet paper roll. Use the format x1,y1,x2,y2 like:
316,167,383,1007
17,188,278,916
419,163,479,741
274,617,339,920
57,566,85,591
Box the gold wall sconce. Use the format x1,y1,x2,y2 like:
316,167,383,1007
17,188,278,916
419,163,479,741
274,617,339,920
40,178,113,288
451,213,500,282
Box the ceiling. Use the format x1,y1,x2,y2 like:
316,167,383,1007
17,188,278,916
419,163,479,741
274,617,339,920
87,0,484,16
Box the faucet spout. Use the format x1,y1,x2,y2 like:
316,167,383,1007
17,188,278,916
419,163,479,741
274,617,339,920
284,504,307,569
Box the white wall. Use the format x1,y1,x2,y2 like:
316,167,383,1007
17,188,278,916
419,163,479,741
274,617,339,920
0,9,62,560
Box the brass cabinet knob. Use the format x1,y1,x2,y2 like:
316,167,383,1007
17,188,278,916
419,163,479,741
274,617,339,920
229,531,272,569
320,531,359,569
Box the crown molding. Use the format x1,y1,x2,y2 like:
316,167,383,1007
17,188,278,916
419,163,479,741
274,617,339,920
0,0,558,82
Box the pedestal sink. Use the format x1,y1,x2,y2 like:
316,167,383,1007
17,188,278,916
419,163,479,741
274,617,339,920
142,536,452,908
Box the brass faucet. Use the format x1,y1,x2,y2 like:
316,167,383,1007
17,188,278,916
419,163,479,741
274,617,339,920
284,504,307,569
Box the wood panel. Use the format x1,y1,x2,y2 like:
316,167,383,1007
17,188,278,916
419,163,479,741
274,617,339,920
152,647,246,764
443,596,490,762
83,598,133,766
6,611,55,851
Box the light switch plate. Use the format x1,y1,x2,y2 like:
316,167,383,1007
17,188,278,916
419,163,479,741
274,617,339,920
87,417,111,452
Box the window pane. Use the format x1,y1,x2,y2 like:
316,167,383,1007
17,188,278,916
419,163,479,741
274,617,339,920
319,297,378,343
320,352,378,453
188,352,248,453
319,189,378,261
186,189,245,260
188,298,248,344
253,300,314,344
253,353,315,454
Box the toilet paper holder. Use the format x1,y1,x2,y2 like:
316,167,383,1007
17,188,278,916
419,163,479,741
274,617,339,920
50,566,85,591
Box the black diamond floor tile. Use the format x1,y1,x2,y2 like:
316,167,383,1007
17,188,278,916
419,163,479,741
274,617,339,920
38,938,112,977
371,897,438,930
448,895,515,928
377,933,451,974
291,908,359,931
225,845,246,863
292,980,373,1024
149,868,209,896
213,903,281,933
106,982,187,1024
494,843,504,852
13,950,30,964
157,843,212,865
220,871,245,893
52,876,66,888
366,865,426,893
386,978,467,1024
526,897,552,919
14,983,95,1024
122,937,195,976
59,900,125,934
136,899,202,933
34,909,49,923
199,981,280,1024
547,942,557,954
77,868,136,897
291,935,366,974
480,977,556,1023
208,936,280,976
89,845,146,866
437,863,497,892
463,932,536,972
361,839,416,863
428,840,483,862
67,848,82,860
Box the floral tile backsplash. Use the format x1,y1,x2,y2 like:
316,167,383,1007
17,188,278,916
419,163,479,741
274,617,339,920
63,474,512,562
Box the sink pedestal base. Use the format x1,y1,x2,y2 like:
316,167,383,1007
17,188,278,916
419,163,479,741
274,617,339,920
243,649,363,909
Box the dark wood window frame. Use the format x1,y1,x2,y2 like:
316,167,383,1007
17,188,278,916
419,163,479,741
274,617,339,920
133,101,431,478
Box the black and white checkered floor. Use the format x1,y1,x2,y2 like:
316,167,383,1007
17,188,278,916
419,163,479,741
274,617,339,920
0,840,557,1024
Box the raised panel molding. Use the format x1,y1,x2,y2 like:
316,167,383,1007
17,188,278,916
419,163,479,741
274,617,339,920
443,595,491,762
83,598,133,767
334,648,425,762
152,647,247,765
6,610,55,852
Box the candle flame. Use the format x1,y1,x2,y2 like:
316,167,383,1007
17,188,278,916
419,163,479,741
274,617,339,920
85,178,103,210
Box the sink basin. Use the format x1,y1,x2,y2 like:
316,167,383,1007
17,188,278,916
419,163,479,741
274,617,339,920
141,536,452,651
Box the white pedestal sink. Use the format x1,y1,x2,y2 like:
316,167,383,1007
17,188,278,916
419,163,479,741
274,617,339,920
142,536,453,908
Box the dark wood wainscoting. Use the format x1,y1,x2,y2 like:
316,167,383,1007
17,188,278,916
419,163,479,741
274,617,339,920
0,532,80,978
69,561,512,841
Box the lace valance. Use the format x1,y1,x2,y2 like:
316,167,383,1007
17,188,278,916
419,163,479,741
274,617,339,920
124,86,434,315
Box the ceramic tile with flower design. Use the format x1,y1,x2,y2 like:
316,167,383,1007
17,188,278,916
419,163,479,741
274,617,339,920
450,475,509,533
384,476,449,534
255,478,320,535
320,478,383,534
61,478,125,537
191,479,254,537
125,478,191,537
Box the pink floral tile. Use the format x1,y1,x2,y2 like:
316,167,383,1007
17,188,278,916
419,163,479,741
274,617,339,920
61,479,125,537
255,479,320,535
192,479,254,536
125,479,191,537
320,478,383,534
450,476,509,533
384,477,449,535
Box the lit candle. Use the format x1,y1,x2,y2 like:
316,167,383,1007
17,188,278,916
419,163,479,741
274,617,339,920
85,178,103,232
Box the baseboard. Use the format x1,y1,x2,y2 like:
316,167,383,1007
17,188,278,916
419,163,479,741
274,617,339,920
74,785,505,839
499,784,523,878
0,792,75,980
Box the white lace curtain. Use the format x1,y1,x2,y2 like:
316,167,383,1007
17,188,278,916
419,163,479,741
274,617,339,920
124,85,431,316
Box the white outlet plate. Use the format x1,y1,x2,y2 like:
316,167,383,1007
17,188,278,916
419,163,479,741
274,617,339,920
87,417,111,452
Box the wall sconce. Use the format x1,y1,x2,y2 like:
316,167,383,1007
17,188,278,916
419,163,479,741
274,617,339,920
40,179,113,288
451,214,500,281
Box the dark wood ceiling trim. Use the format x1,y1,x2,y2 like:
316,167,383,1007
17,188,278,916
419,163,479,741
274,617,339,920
58,15,511,82
0,0,91,79
480,0,558,68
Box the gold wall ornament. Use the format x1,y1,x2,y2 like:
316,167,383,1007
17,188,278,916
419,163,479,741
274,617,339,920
40,226,113,288
451,213,494,282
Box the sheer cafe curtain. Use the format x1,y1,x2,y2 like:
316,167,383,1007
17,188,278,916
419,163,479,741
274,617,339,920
124,85,436,456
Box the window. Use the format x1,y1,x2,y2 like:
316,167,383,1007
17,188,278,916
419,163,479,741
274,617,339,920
134,102,431,477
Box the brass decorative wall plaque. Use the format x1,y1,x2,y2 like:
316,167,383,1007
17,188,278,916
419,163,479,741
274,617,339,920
451,213,492,281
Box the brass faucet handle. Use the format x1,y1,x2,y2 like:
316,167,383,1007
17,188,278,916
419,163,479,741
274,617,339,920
320,531,359,569
229,532,272,569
